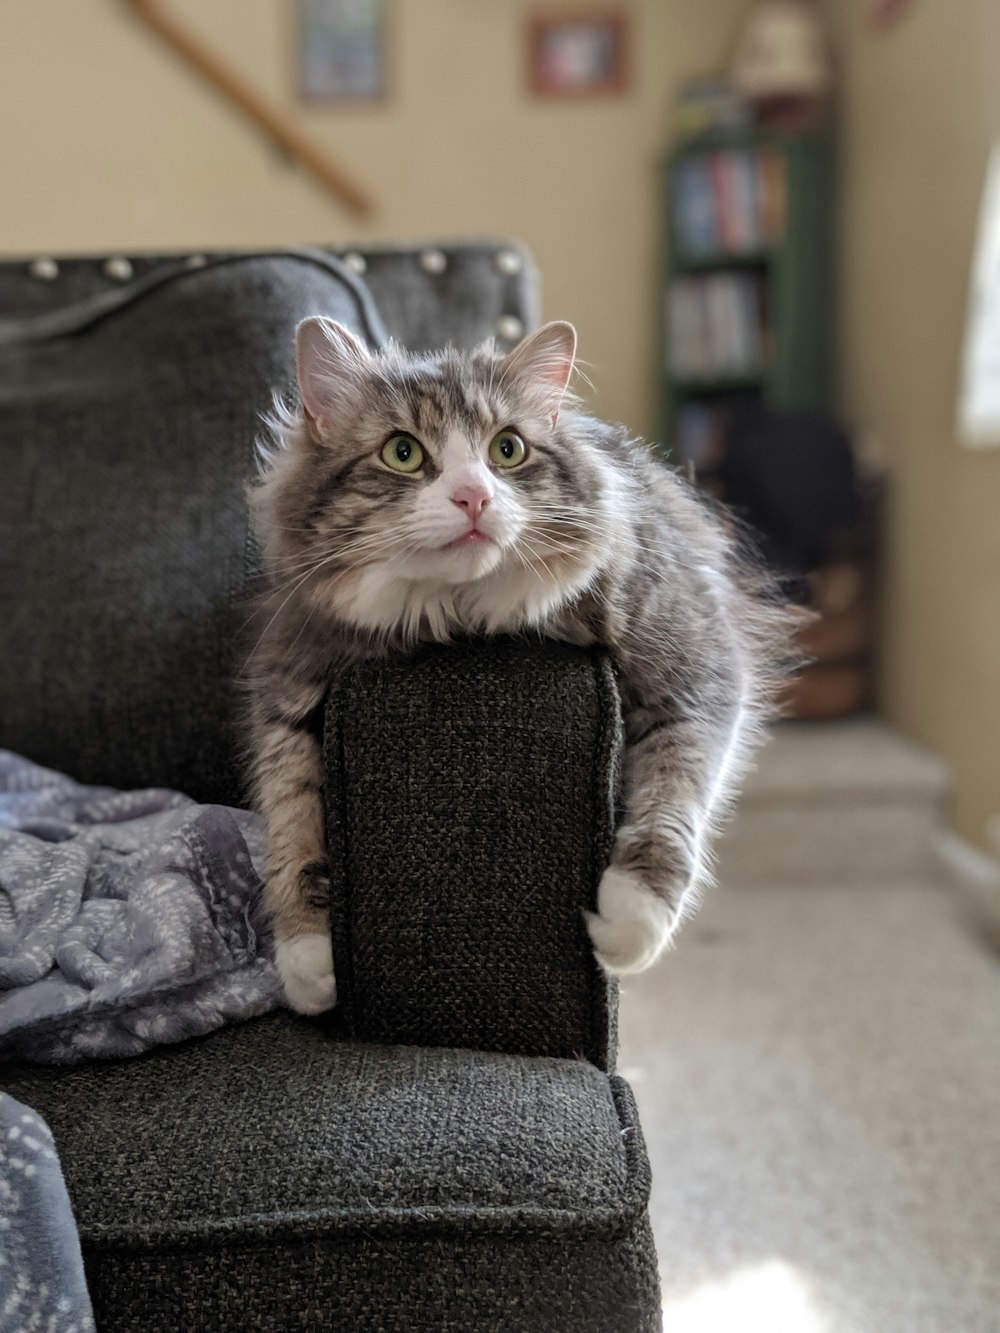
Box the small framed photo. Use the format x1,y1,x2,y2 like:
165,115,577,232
297,0,387,105
868,0,914,26
527,14,628,98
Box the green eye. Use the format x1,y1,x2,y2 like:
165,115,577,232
489,429,528,469
381,433,425,473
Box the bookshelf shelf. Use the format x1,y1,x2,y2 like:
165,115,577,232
673,248,773,274
674,372,766,393
659,129,832,472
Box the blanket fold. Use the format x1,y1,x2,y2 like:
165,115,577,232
0,752,280,1065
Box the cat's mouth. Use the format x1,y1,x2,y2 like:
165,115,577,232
441,529,493,551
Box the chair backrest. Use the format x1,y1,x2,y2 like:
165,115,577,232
0,245,539,805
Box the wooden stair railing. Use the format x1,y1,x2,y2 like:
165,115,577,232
122,0,374,218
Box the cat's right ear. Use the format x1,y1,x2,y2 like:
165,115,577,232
295,317,372,441
501,321,577,426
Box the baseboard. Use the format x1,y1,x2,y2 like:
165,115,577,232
934,829,1000,928
986,813,1000,862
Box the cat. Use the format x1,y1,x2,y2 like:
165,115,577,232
246,317,793,1014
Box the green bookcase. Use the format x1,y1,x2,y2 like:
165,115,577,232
658,129,832,478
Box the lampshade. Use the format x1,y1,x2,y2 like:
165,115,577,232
731,0,832,101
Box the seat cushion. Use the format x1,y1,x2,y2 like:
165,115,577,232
4,1014,660,1331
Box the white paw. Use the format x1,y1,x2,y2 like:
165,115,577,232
276,933,337,1014
586,867,676,975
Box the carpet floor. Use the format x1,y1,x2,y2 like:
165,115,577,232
618,881,1000,1333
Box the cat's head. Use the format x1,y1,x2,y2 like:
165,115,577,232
252,318,618,640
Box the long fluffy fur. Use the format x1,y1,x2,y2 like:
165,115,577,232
245,322,796,1009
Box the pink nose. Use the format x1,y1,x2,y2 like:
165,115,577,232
450,484,491,523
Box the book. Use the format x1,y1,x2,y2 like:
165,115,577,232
732,149,761,250
668,273,767,379
672,158,718,255
757,148,788,242
709,153,742,253
677,149,779,258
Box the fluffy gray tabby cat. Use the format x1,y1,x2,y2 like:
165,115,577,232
248,318,791,1014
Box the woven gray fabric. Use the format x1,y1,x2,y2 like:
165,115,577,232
3,1013,660,1332
83,1229,660,1333
324,637,622,1070
0,253,385,807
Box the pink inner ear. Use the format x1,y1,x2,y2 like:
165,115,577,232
503,322,577,423
295,318,370,431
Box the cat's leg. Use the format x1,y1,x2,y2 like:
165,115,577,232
587,702,746,974
252,681,337,1014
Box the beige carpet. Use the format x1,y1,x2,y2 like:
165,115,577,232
619,881,1000,1333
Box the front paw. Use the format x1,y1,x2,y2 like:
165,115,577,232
586,867,677,974
276,933,337,1014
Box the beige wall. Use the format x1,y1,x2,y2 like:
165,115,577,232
0,0,749,434
825,1,1000,846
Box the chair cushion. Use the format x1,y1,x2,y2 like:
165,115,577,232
4,1014,660,1331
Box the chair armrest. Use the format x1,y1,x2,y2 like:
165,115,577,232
322,637,622,1071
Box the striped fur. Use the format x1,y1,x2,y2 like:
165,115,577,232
246,319,794,1012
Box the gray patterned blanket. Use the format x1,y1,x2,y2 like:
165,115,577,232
0,751,281,1064
0,1093,95,1332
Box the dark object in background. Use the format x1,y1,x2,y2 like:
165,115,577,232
720,408,862,579
719,408,878,720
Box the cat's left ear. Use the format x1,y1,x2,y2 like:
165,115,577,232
501,321,577,426
296,317,373,441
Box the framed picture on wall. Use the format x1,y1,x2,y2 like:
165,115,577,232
527,14,628,98
868,0,914,26
297,0,387,104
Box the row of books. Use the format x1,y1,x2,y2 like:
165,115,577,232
668,273,768,380
671,147,787,258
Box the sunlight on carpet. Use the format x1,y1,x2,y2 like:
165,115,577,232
661,1260,829,1333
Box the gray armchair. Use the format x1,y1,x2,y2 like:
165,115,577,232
0,244,660,1331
